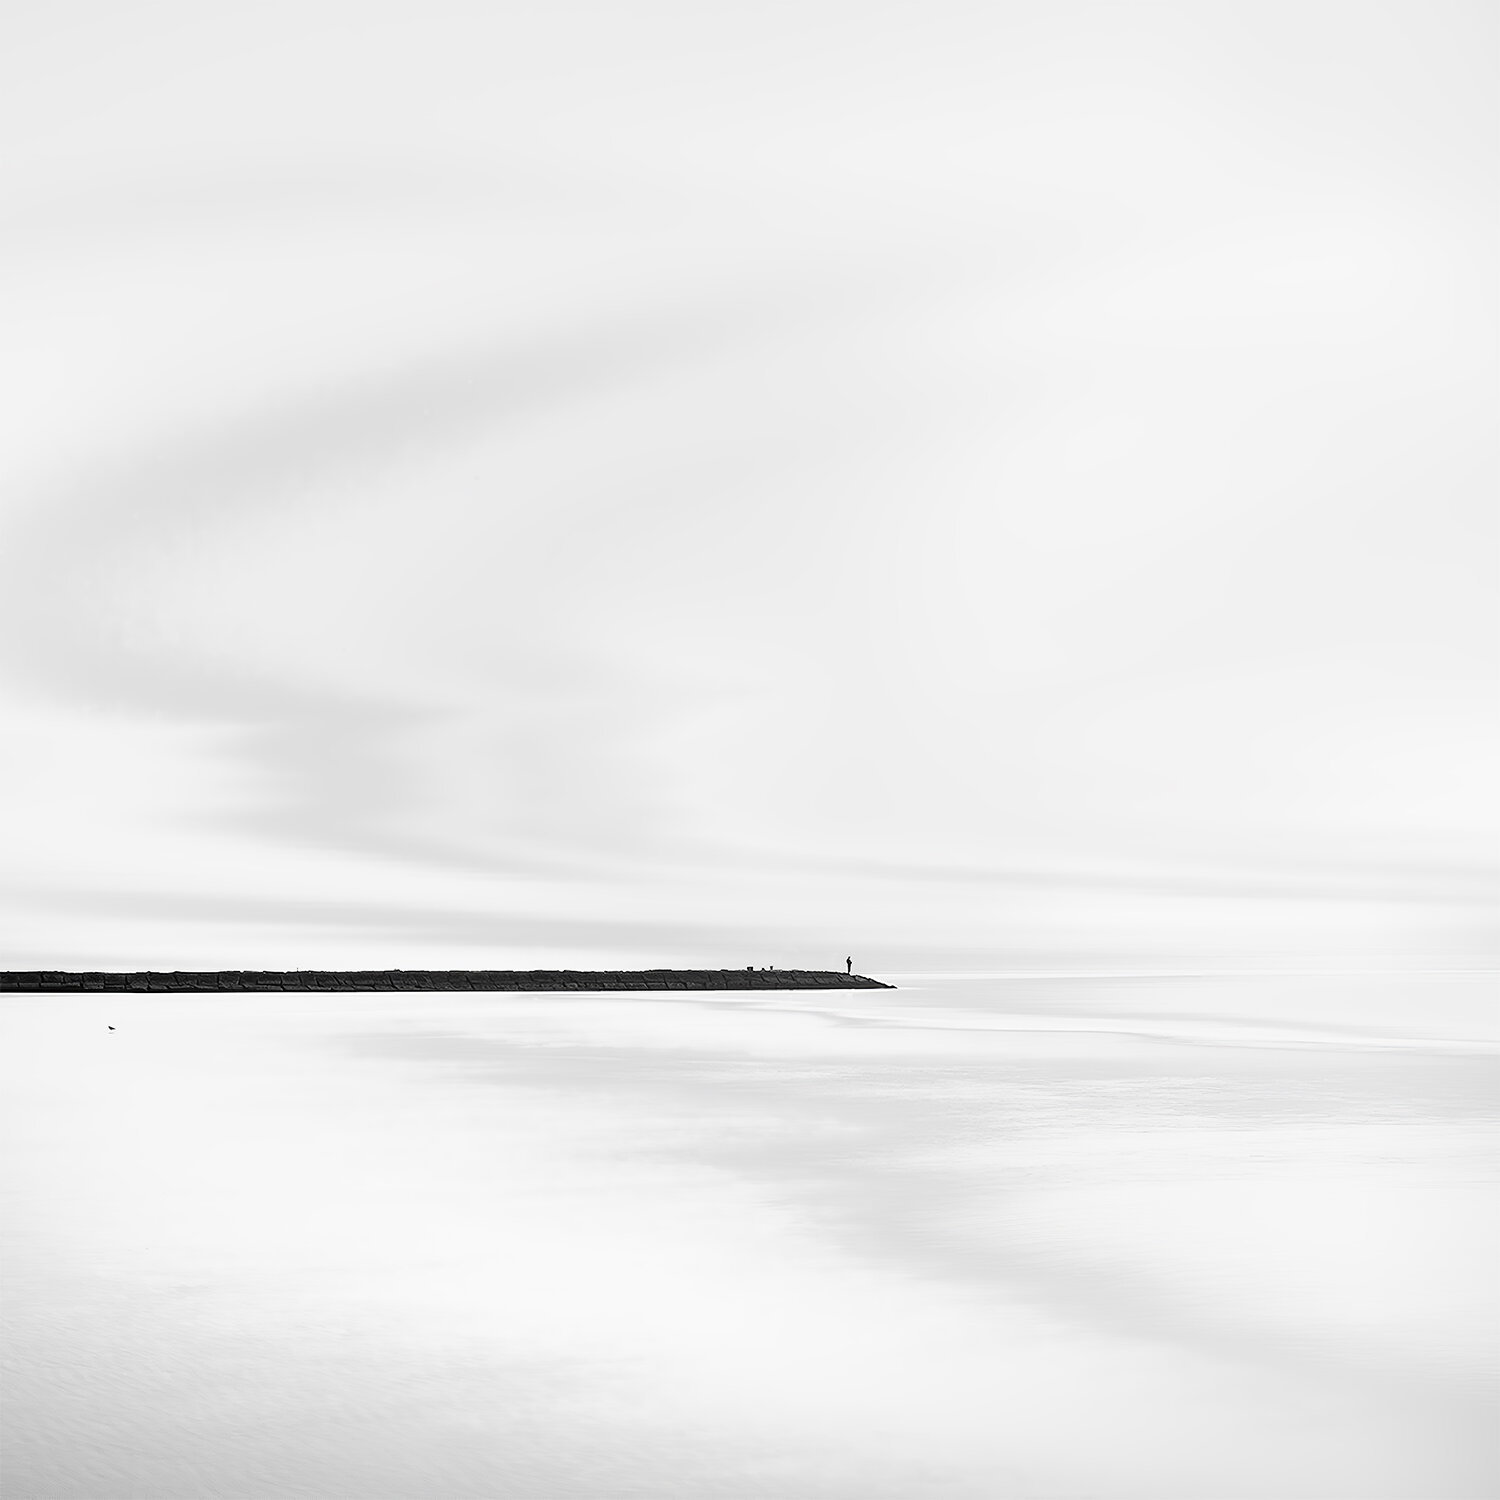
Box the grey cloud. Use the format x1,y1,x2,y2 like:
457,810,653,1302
0,247,947,887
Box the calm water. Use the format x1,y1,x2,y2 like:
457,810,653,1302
2,974,1495,1498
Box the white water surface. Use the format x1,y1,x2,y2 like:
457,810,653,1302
3,973,1496,1498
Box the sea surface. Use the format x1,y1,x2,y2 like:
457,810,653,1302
2,973,1495,1498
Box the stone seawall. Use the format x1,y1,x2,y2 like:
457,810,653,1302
1,969,894,993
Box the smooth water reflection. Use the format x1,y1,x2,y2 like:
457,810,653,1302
2,975,1495,1497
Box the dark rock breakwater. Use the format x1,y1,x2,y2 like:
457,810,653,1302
2,969,894,993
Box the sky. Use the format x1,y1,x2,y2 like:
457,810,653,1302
0,0,1494,972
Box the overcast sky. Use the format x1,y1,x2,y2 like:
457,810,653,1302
1,0,1494,971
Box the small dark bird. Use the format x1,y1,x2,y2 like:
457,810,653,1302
108,1025,115,1030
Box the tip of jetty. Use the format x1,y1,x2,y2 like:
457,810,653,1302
1,969,895,993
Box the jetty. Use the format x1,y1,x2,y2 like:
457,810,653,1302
1,969,893,993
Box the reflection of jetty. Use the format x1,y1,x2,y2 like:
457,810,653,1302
1,969,894,993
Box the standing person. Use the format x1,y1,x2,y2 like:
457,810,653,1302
845,956,852,975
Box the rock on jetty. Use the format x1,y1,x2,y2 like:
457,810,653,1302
1,969,894,993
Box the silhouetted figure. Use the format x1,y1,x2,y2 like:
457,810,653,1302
845,956,852,975
107,1025,114,1030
